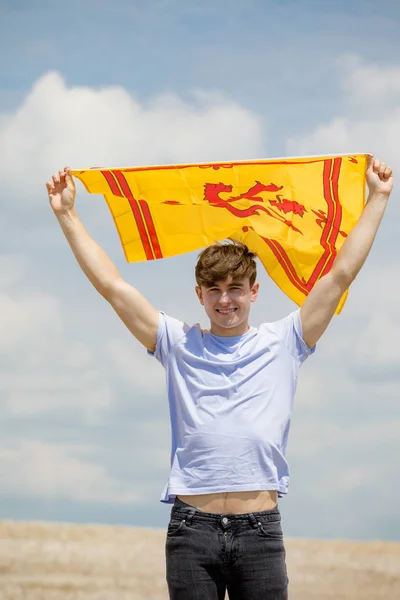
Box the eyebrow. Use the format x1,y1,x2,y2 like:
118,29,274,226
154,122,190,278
206,281,245,288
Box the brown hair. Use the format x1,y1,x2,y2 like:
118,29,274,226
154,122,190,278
195,242,257,288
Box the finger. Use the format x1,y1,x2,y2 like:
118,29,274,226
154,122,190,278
65,168,76,190
366,153,374,170
383,166,392,180
378,162,386,178
52,173,60,184
373,159,381,174
58,168,65,181
45,181,53,193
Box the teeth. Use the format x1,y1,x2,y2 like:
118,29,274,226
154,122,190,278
218,309,236,314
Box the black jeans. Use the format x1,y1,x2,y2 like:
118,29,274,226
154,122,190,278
166,497,288,600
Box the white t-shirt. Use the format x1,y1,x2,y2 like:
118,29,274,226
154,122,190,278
149,309,315,503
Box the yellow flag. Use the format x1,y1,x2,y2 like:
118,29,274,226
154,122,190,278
72,154,367,313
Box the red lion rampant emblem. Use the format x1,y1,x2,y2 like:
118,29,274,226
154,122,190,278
203,181,307,234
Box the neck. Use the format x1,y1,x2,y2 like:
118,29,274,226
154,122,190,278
209,322,250,337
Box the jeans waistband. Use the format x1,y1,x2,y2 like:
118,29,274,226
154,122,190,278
171,496,280,526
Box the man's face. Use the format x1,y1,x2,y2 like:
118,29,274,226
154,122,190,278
195,275,259,336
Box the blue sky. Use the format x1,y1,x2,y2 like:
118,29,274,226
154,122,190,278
0,0,399,541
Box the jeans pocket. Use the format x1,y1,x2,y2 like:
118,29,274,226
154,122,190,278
256,518,284,540
167,516,187,537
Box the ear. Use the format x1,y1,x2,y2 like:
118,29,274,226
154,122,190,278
251,281,259,302
195,285,204,305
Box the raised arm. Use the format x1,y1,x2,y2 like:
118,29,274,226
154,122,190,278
300,155,394,349
46,167,159,352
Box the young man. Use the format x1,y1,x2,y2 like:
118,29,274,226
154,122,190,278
46,156,393,600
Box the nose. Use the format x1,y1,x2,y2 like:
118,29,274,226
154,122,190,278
218,291,231,305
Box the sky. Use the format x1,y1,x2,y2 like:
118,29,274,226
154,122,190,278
0,0,399,541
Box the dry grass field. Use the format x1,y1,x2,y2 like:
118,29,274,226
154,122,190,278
0,520,399,600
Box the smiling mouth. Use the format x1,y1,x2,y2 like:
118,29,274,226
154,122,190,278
216,308,237,314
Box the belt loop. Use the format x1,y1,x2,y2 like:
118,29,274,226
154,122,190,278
248,513,257,528
185,509,195,525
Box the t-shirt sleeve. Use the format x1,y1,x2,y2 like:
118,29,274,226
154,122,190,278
148,312,190,368
274,309,315,364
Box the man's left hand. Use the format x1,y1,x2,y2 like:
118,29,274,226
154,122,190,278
366,154,394,197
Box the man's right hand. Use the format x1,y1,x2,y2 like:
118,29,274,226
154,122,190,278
46,165,159,352
46,167,75,214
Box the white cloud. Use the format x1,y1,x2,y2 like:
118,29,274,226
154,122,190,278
0,290,62,354
293,368,330,409
287,55,400,179
0,277,113,419
345,264,400,318
105,336,165,395
3,386,112,419
335,265,400,376
0,254,27,287
352,314,400,369
0,71,264,203
290,416,400,462
0,440,139,503
339,54,400,110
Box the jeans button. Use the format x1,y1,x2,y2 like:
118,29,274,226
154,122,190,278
222,517,229,525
